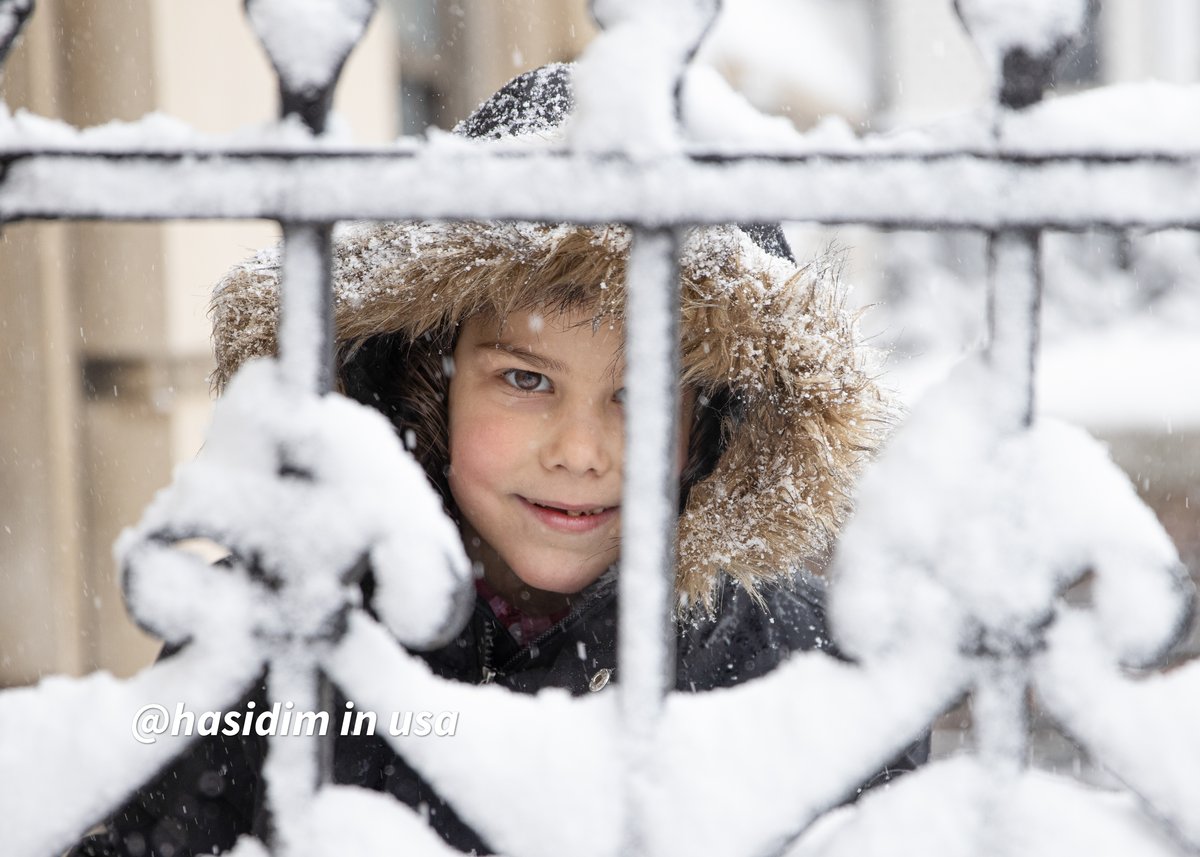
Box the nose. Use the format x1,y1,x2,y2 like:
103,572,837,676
539,406,617,477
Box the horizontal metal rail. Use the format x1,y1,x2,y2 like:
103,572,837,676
3,149,1200,228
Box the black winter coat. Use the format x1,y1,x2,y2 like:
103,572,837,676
71,575,927,857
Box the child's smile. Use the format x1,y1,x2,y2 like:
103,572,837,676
519,497,620,532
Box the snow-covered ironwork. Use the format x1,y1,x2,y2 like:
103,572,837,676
0,0,1196,855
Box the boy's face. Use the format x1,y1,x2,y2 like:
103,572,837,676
447,308,690,602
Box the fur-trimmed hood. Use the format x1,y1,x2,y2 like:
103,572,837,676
211,219,890,611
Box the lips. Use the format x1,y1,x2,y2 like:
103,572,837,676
531,500,607,517
519,497,619,533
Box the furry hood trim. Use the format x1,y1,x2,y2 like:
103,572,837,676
211,220,892,612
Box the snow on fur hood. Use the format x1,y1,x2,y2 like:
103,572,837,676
210,220,891,611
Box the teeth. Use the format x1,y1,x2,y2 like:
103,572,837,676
538,503,606,517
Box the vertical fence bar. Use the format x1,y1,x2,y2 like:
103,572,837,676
960,0,1063,787
974,228,1042,774
972,650,1030,773
266,222,336,853
986,230,1042,429
261,646,327,852
619,227,681,855
249,0,350,844
278,223,335,395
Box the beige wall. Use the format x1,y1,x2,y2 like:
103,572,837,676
2,1,91,683
0,221,88,679
0,0,398,684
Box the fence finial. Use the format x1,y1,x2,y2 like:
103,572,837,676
0,0,34,75
573,0,721,156
244,0,377,134
954,0,1096,109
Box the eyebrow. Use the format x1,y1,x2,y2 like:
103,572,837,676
476,342,568,374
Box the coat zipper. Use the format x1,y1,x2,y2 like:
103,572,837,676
477,578,617,682
479,618,497,684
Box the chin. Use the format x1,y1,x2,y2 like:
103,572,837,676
511,558,612,595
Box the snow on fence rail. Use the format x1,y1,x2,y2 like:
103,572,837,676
0,0,1197,855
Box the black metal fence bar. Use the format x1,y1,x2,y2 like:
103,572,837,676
269,220,338,852
278,223,335,395
618,228,682,855
4,151,1200,229
216,1,356,847
986,231,1043,429
974,238,1042,783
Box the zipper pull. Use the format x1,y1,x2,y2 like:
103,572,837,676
588,668,612,692
480,666,497,685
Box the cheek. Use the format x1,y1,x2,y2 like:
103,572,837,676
448,406,492,490
447,393,525,494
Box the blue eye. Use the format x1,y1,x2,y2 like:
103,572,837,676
503,369,552,393
613,387,626,405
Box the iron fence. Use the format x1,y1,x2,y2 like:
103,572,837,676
1,0,1197,855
